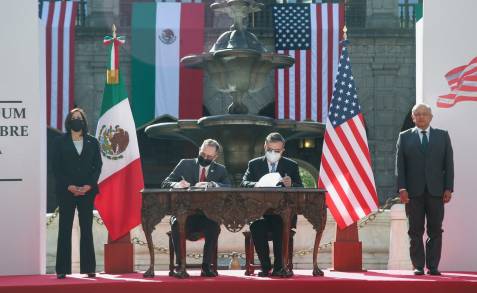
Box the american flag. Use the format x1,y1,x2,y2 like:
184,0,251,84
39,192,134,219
437,56,477,108
272,3,344,122
318,41,379,229
39,0,78,131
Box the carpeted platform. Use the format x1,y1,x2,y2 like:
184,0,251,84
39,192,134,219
1,270,477,293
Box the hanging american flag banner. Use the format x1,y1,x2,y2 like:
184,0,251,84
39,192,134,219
318,40,379,229
437,56,477,108
39,0,78,131
272,3,344,122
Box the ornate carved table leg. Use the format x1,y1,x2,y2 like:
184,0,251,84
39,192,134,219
312,229,325,276
312,206,327,277
141,192,168,278
279,207,293,278
143,226,155,278
173,211,190,279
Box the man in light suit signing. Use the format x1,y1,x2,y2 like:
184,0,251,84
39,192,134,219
162,139,231,277
395,103,454,276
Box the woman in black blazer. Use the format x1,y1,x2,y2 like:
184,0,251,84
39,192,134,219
52,108,102,279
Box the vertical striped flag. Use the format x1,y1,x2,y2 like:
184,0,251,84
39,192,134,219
318,41,379,229
39,0,77,131
272,3,344,122
131,2,204,128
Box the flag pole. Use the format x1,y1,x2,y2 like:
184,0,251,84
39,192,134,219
330,24,365,272
102,24,135,274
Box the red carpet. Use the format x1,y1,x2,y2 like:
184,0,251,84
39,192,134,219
1,270,477,293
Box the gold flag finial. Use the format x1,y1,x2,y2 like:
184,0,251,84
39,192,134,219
112,24,117,39
343,25,348,40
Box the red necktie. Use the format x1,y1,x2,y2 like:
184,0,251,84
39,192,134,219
200,167,207,182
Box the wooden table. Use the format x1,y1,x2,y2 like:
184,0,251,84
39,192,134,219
141,188,327,278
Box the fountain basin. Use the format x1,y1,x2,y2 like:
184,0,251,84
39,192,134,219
145,115,325,183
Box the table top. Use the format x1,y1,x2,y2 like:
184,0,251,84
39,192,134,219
142,187,326,193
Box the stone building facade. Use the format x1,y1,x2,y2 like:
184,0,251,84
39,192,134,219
47,0,417,210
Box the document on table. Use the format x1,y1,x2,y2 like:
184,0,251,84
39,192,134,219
255,172,282,187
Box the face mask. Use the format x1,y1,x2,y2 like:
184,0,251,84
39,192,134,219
198,155,213,167
70,119,84,132
265,150,281,164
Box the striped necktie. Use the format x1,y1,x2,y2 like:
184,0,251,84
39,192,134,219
270,163,276,173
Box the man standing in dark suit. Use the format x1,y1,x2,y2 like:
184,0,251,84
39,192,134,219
162,139,231,277
396,103,454,276
241,132,303,277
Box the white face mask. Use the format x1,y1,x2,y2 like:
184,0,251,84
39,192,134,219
265,151,281,164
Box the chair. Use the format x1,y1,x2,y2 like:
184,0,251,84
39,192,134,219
166,231,218,276
243,230,295,276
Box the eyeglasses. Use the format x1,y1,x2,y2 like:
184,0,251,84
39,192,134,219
266,148,283,153
199,152,215,160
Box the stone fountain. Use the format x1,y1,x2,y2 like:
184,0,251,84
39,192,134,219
145,0,325,183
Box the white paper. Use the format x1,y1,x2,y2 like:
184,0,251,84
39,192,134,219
255,172,282,187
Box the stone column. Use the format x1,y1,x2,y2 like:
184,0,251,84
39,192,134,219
366,0,399,29
387,204,412,269
87,0,120,28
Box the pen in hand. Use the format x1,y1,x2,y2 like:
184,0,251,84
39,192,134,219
178,175,190,188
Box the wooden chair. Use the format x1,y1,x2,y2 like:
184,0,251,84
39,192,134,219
166,231,218,276
243,230,295,275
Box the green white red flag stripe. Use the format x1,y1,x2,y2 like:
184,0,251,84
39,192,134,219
104,36,125,71
131,2,204,127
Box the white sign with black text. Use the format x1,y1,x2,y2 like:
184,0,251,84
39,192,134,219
0,0,46,275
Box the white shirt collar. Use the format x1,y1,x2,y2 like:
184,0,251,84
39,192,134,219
414,126,431,141
267,161,278,172
415,125,430,133
199,164,212,178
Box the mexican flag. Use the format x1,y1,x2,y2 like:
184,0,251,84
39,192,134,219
131,2,204,127
95,31,144,241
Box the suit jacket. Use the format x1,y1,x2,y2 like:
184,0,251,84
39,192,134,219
52,133,103,197
161,158,231,188
396,127,454,198
240,156,303,188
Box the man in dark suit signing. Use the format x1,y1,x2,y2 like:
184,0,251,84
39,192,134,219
241,132,302,277
162,139,231,277
396,103,454,276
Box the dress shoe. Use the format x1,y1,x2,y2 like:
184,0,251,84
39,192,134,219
427,269,441,276
87,273,96,278
271,267,293,278
200,264,218,277
257,267,271,277
413,268,425,275
56,273,66,279
172,269,190,279
271,268,285,277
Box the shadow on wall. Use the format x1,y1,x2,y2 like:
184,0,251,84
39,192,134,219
401,108,414,132
46,127,63,213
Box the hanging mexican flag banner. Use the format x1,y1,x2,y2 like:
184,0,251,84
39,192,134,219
95,26,144,240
